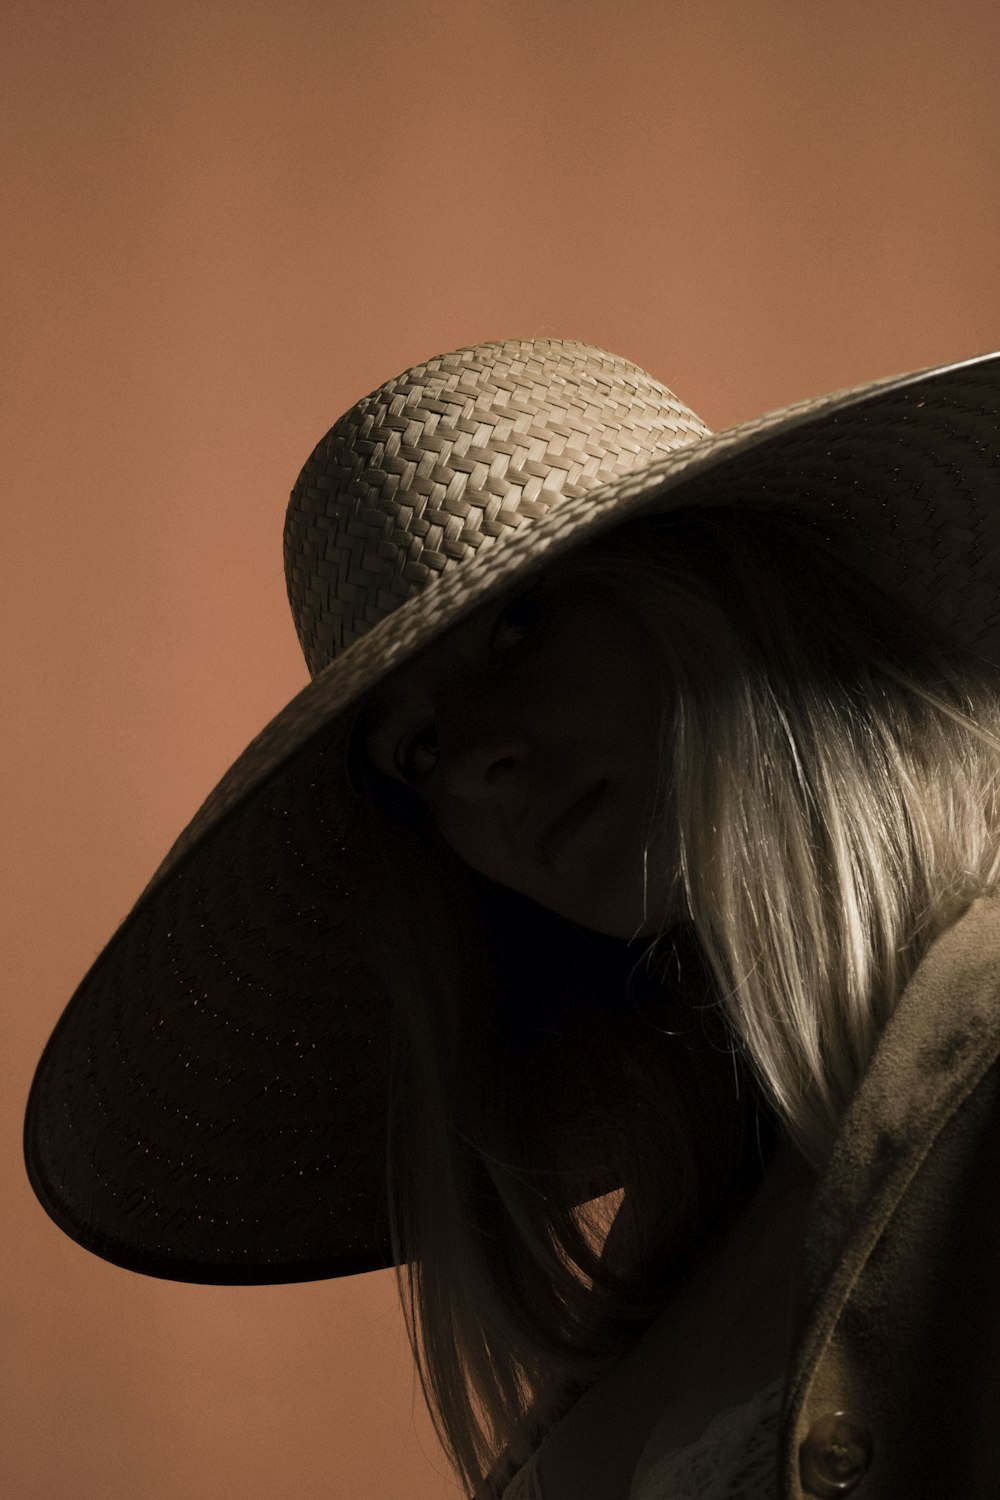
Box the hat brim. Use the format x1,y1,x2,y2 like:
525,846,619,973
24,350,1000,1283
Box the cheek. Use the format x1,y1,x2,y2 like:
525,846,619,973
559,606,664,732
436,803,510,877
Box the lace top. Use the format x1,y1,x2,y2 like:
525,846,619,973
629,1375,784,1499
499,1375,785,1500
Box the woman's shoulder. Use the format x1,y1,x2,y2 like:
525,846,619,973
498,1447,544,1500
533,1141,816,1499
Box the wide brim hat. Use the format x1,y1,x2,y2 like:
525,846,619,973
23,338,1000,1285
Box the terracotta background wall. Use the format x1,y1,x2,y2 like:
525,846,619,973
4,1,999,1495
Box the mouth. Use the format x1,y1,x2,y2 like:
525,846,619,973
538,779,607,864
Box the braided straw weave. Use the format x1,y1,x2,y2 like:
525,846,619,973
284,341,712,674
23,338,1000,1284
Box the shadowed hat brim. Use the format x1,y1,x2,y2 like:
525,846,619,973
23,342,1000,1284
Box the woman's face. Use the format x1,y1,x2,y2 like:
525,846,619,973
357,575,680,938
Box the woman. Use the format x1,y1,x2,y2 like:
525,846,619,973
24,339,1000,1498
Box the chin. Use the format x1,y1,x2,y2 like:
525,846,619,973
550,898,680,941
555,873,683,940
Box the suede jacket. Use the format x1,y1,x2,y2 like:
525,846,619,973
778,887,1000,1497
489,888,1000,1498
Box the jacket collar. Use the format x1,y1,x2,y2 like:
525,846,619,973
787,887,1000,1388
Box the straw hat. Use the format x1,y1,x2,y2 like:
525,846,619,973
23,337,1000,1284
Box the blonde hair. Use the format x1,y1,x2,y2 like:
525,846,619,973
351,504,1000,1496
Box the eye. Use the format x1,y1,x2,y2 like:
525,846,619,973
396,725,439,786
394,588,546,785
491,590,544,653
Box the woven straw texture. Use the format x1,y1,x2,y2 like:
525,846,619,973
285,342,712,674
23,338,1000,1284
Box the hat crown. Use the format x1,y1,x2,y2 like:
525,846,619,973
283,338,711,677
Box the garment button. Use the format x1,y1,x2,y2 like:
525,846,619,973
799,1411,874,1496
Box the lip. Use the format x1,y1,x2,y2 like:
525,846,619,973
535,779,607,864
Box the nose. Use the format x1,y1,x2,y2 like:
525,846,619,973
433,712,532,805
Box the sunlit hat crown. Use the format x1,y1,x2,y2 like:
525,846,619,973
283,339,712,676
